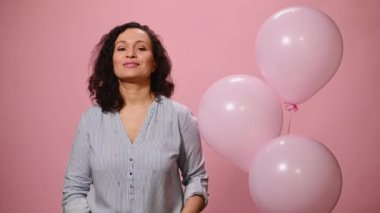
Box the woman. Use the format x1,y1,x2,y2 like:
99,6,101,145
62,22,208,213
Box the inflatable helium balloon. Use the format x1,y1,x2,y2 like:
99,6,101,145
256,6,343,104
198,75,283,172
249,134,342,213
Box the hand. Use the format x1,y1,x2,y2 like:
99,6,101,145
181,195,204,213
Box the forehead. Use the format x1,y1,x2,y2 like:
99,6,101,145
115,28,152,45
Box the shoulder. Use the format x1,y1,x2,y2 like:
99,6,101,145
81,105,103,120
79,105,113,127
159,96,197,128
159,96,192,117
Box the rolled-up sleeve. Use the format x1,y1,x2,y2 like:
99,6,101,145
178,108,209,206
62,114,92,213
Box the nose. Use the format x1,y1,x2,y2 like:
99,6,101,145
126,49,136,58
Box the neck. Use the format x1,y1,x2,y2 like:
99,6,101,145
119,81,154,107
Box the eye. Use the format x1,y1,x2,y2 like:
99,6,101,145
136,47,147,51
116,47,126,51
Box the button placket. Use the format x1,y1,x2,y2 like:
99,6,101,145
127,147,135,199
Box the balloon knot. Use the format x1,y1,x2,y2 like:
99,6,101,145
284,103,299,112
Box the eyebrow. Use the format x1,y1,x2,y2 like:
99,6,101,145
115,40,148,45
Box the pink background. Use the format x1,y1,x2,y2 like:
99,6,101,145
0,0,379,212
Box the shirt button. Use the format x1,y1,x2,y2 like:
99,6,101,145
129,172,132,175
129,158,133,161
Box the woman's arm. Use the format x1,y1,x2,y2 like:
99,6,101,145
62,114,92,213
177,107,209,212
181,195,205,213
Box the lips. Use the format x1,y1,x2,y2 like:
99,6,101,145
123,62,139,68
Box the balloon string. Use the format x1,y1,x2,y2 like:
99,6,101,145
287,110,293,134
284,103,298,134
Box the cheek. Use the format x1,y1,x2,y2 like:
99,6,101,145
112,57,121,74
113,51,123,62
112,55,119,65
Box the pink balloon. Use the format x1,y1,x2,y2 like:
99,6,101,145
198,75,283,172
255,6,343,104
249,135,342,213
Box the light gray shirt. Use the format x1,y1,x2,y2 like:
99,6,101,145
62,96,208,213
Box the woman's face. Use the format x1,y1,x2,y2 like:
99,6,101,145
113,28,156,84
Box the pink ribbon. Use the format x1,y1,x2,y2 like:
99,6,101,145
284,103,299,112
283,103,299,134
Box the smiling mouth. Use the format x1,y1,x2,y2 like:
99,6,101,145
123,62,139,68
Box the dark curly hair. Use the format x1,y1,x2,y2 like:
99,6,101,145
89,22,174,113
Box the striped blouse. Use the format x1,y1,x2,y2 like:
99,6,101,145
62,96,208,213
